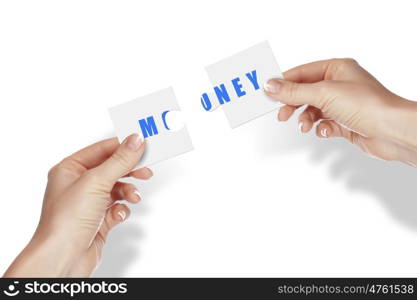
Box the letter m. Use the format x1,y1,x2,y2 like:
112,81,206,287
139,116,158,138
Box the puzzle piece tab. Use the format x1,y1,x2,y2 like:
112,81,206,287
202,41,283,128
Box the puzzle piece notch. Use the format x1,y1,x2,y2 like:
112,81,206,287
109,87,193,168
163,110,186,132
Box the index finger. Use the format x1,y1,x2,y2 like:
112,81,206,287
284,59,333,83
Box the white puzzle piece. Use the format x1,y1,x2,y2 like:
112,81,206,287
109,87,193,168
201,41,283,128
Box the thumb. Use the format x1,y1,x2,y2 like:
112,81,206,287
91,133,145,186
264,78,325,108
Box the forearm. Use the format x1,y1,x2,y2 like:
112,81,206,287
3,233,77,277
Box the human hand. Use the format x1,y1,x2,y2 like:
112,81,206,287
4,134,152,277
264,58,417,166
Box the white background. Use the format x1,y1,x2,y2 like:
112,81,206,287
1,0,417,277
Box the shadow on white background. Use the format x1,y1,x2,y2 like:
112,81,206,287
258,111,417,232
94,110,417,277
94,157,185,277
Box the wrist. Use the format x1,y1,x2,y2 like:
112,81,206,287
4,229,78,277
383,97,417,163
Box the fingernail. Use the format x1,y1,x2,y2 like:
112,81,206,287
134,189,142,201
263,79,281,94
118,210,127,221
321,128,328,138
144,168,153,178
298,122,304,132
125,133,142,151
